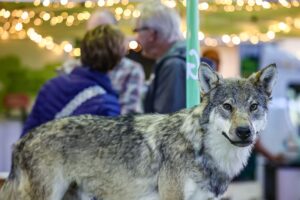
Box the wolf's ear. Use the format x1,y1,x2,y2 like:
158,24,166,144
249,63,277,97
198,62,223,94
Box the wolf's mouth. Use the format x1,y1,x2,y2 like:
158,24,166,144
222,132,252,147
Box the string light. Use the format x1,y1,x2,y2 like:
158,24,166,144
106,0,115,7
42,0,50,7
63,43,73,53
21,11,29,20
0,0,299,55
199,2,209,10
123,9,131,18
121,0,129,5
178,0,300,11
3,10,11,18
161,0,177,8
60,0,68,6
98,0,105,7
33,0,41,6
84,1,94,8
25,0,300,10
115,7,124,15
33,18,43,26
232,35,241,45
15,22,23,31
222,34,231,43
42,12,51,21
72,48,81,57
132,9,140,18
1,31,9,40
198,32,205,40
129,40,138,50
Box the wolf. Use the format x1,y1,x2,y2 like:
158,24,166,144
0,63,277,200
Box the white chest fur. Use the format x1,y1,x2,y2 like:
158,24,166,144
206,111,253,177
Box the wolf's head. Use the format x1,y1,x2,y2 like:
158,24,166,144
198,63,277,148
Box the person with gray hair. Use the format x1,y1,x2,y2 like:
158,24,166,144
87,10,145,115
86,10,117,29
134,2,186,113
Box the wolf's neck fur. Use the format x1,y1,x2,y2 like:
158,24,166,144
204,126,253,178
180,104,253,179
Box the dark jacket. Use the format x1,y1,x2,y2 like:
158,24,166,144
21,67,120,136
144,41,186,114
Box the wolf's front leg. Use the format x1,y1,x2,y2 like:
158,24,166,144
158,174,215,200
158,179,184,200
158,166,209,200
181,178,216,200
158,167,184,200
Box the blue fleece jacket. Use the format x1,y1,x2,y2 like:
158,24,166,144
21,67,120,136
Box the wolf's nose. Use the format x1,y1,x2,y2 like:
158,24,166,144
236,127,251,140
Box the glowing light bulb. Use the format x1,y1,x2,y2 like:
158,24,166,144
15,22,23,31
129,40,138,49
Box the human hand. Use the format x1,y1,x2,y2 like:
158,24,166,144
270,154,286,164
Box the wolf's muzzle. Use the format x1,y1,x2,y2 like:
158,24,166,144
222,131,253,147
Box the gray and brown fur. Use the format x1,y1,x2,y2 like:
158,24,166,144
0,63,277,200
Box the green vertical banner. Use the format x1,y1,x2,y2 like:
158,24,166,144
186,0,200,108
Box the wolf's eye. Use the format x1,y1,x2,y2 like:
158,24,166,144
250,103,258,112
223,103,232,112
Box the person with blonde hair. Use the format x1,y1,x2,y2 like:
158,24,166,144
87,10,145,115
134,2,186,114
21,25,125,136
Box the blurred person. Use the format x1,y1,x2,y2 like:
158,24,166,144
202,48,220,71
87,10,145,115
21,25,125,137
134,2,186,114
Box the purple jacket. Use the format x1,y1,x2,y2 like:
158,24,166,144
21,67,120,136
